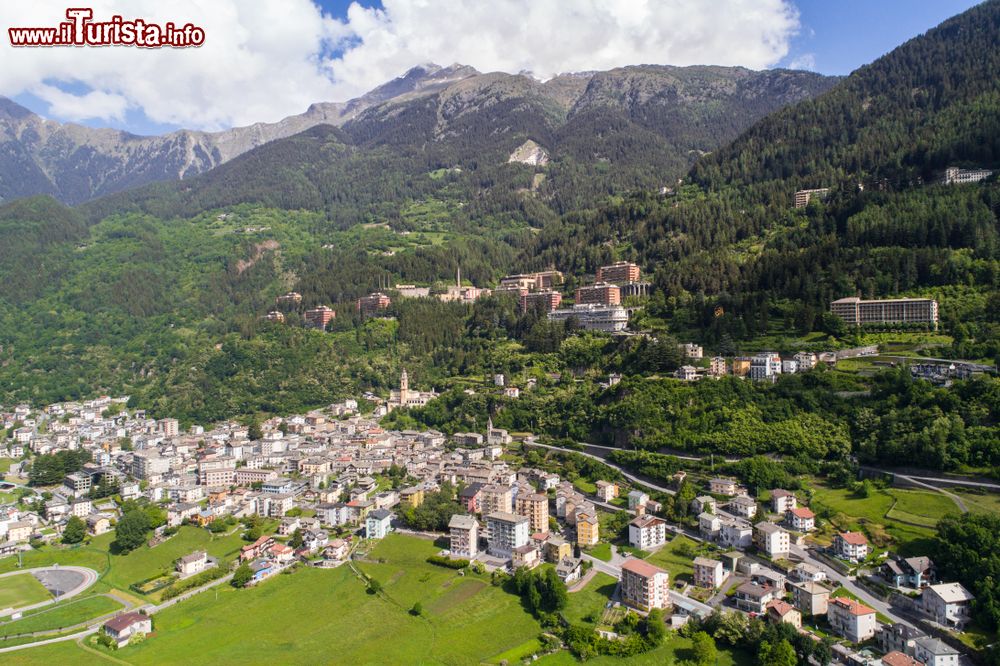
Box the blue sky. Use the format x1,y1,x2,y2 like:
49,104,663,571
4,0,985,135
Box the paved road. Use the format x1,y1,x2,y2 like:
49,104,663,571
524,439,677,496
0,591,136,640
0,627,95,654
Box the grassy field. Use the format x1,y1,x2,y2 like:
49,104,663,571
535,635,752,665
0,534,548,664
644,535,697,584
563,572,617,625
572,478,597,494
586,543,612,562
808,480,960,555
0,573,52,611
0,595,122,636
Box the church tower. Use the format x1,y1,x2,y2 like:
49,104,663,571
399,368,409,403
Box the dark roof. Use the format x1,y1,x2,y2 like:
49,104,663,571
459,482,484,498
104,612,147,633
369,508,392,520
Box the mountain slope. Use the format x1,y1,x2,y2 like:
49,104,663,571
692,0,1000,194
0,64,834,206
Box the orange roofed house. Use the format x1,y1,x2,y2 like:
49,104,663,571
620,558,670,611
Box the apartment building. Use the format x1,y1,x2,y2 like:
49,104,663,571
596,261,640,284
357,293,392,317
791,580,830,616
479,484,513,515
754,522,790,557
449,514,479,558
303,306,336,330
519,290,562,313
693,557,725,589
835,531,869,562
628,515,667,550
794,187,830,208
515,492,549,534
620,558,670,611
575,283,621,306
828,597,877,643
486,512,530,558
547,304,629,332
576,512,600,546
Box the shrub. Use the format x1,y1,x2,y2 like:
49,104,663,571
426,555,469,569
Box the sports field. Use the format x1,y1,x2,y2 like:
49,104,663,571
0,573,51,612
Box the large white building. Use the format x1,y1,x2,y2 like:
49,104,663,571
486,512,530,558
628,515,667,550
547,304,628,332
828,597,877,643
943,166,993,185
830,297,939,329
449,514,479,559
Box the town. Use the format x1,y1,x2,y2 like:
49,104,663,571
0,381,985,666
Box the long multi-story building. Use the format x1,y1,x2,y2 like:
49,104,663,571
276,291,302,306
498,271,563,292
515,492,549,534
943,166,993,185
830,297,938,329
794,187,830,209
596,261,641,284
303,306,336,330
485,512,530,558
357,293,392,317
449,514,479,558
547,304,628,332
519,290,562,313
575,283,621,306
620,558,670,611
628,515,667,550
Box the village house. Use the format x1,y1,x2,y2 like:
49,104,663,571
176,550,208,577
734,582,775,614
556,557,583,584
912,636,961,666
699,512,722,539
770,489,797,514
786,507,815,532
766,599,802,629
729,495,757,519
881,556,935,589
834,531,869,562
828,597,877,643
920,582,975,629
753,521,790,558
709,478,739,496
365,509,393,539
877,622,927,656
627,490,649,510
882,651,923,666
790,580,830,616
719,518,753,549
595,480,618,502
103,612,153,648
512,544,541,569
691,495,716,514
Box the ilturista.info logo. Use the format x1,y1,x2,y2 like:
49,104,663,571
9,8,205,48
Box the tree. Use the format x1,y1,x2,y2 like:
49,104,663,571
410,601,423,616
691,631,718,666
113,509,151,553
644,608,666,645
62,515,86,544
232,563,253,588
367,579,382,595
289,528,303,549
248,420,263,441
759,639,797,666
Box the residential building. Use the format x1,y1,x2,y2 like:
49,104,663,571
176,550,208,577
882,556,935,589
791,580,830,616
720,519,753,549
486,512,530,558
265,310,285,323
628,515,667,550
786,507,815,532
131,452,170,480
575,283,621,306
794,187,830,208
731,357,751,377
770,489,797,514
448,514,479,558
691,495,716,514
103,613,153,648
709,478,739,496
596,262,641,284
912,637,961,666
734,582,775,613
729,495,757,519
480,484,514,515
709,356,728,377
678,343,703,360
276,291,302,306
515,492,549,534
620,558,670,611
877,622,926,656
357,292,391,317
834,531,869,562
542,536,573,563
520,290,563,313
63,472,92,497
882,652,922,666
512,544,540,569
754,522,790,558
576,512,599,546
547,304,629,332
365,508,393,539
766,600,802,629
303,306,336,330
830,297,939,329
87,514,111,535
693,557,725,589
750,353,782,382
675,365,698,381
556,557,583,584
699,512,722,539
627,490,649,509
828,597,877,643
595,480,618,502
70,497,92,518
921,582,975,629
794,352,817,370
400,486,425,509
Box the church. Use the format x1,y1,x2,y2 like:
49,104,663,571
388,368,439,410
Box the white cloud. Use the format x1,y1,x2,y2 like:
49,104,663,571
0,0,801,131
787,53,817,71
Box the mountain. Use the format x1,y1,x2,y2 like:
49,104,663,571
0,64,834,206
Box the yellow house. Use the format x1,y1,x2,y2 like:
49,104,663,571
544,537,573,563
576,512,600,547
731,358,751,377
400,487,425,509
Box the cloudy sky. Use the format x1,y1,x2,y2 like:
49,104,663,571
0,0,983,135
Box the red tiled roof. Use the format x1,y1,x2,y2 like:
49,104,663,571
831,596,875,616
838,531,868,545
621,558,668,579
789,507,815,518
882,651,921,666
104,612,146,633
766,599,796,617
